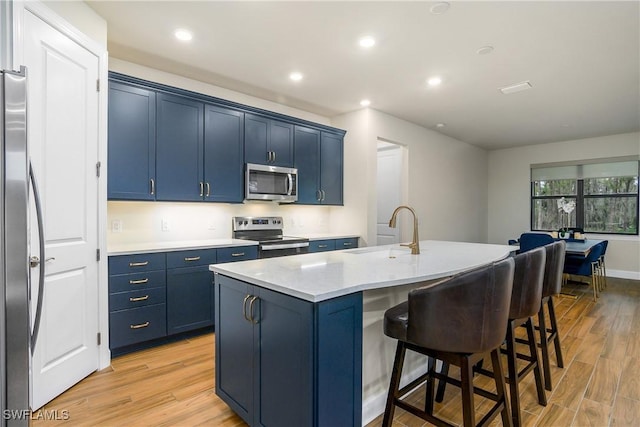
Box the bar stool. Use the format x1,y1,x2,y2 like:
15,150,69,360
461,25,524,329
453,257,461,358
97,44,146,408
382,258,515,427
534,240,566,391
474,247,548,426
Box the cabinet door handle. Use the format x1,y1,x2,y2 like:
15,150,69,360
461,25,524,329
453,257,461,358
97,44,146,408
129,261,149,267
130,321,150,329
316,190,322,202
242,294,252,322
267,151,272,163
318,244,328,248
129,295,149,302
248,296,259,324
205,182,210,197
184,256,201,262
321,190,326,201
129,278,149,285
272,151,276,163
199,182,204,197
231,252,245,257
150,178,155,195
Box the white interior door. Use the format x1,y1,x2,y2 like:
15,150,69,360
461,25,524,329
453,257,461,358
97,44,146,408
23,9,100,410
377,142,403,245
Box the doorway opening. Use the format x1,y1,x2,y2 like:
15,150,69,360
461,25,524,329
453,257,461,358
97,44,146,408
376,139,407,246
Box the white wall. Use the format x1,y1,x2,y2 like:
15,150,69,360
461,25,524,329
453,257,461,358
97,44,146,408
488,132,640,278
330,108,489,247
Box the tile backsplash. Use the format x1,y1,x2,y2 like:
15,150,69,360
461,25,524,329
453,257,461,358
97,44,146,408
107,201,333,247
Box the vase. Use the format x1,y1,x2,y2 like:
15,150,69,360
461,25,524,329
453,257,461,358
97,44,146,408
559,231,570,239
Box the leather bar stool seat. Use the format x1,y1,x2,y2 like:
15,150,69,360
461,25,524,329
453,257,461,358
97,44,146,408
473,247,548,426
381,258,515,427
525,241,566,391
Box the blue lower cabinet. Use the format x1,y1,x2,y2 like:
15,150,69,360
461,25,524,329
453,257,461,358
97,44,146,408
215,274,362,427
308,239,335,252
335,238,358,250
109,304,167,349
167,265,215,335
216,245,258,263
309,238,358,253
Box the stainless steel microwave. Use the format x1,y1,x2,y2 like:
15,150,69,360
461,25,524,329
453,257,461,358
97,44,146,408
245,163,298,203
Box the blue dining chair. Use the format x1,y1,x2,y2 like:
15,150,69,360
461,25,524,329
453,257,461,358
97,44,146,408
599,240,609,291
519,233,554,253
563,241,606,301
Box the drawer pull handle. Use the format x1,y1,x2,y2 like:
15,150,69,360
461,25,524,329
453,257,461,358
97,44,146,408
184,256,201,262
130,321,150,329
129,278,149,285
343,242,353,246
231,252,245,257
318,245,328,248
129,295,149,302
129,261,149,267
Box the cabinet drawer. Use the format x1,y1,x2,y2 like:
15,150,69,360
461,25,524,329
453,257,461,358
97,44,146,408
109,253,166,275
166,248,217,268
335,238,358,250
309,240,335,252
109,304,166,349
109,287,166,312
109,270,166,294
217,246,258,263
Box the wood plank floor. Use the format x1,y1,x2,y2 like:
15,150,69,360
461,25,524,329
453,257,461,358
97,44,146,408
33,277,639,426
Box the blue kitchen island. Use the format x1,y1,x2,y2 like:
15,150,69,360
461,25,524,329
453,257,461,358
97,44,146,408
210,240,514,426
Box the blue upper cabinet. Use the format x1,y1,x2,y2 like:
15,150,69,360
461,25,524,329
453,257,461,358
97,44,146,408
294,127,344,205
155,93,204,201
294,126,321,204
107,82,156,200
245,114,293,167
204,104,244,203
319,132,344,205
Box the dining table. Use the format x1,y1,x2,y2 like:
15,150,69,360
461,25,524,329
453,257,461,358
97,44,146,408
563,239,605,256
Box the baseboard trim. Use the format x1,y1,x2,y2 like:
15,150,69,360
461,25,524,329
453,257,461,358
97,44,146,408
608,269,640,280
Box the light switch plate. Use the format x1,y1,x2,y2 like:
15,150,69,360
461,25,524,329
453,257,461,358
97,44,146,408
161,218,170,232
111,220,122,233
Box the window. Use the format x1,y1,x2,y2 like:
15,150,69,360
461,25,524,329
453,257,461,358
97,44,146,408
531,160,639,235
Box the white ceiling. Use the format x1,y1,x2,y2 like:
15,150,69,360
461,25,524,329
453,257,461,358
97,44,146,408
87,1,640,150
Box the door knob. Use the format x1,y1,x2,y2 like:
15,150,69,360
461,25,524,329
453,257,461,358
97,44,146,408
29,256,55,268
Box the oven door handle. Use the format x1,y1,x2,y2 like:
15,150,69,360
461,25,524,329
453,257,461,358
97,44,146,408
260,242,309,251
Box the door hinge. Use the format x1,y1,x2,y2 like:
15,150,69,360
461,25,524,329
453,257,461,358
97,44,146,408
96,79,100,92
96,248,101,261
96,161,101,177
97,332,101,346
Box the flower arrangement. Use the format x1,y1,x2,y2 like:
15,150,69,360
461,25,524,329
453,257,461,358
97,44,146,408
557,197,575,238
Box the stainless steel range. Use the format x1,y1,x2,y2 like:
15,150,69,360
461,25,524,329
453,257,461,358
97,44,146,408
232,216,309,258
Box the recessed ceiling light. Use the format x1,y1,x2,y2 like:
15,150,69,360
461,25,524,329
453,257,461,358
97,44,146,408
289,72,303,82
360,99,371,107
430,2,450,15
436,123,446,128
427,76,442,86
174,29,193,42
359,36,376,48
499,81,532,95
477,46,494,55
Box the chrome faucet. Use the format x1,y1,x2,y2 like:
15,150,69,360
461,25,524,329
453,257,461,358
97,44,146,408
388,205,420,255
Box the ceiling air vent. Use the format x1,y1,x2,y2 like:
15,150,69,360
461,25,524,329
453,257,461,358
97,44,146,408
499,81,532,95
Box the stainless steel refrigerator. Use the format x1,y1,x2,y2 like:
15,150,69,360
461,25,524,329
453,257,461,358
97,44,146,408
1,67,44,426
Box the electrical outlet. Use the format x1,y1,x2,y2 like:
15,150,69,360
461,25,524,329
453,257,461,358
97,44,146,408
111,220,122,233
161,218,170,232
208,220,216,230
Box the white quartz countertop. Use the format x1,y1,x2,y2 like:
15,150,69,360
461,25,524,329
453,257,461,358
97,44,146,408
108,239,258,256
209,240,515,302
